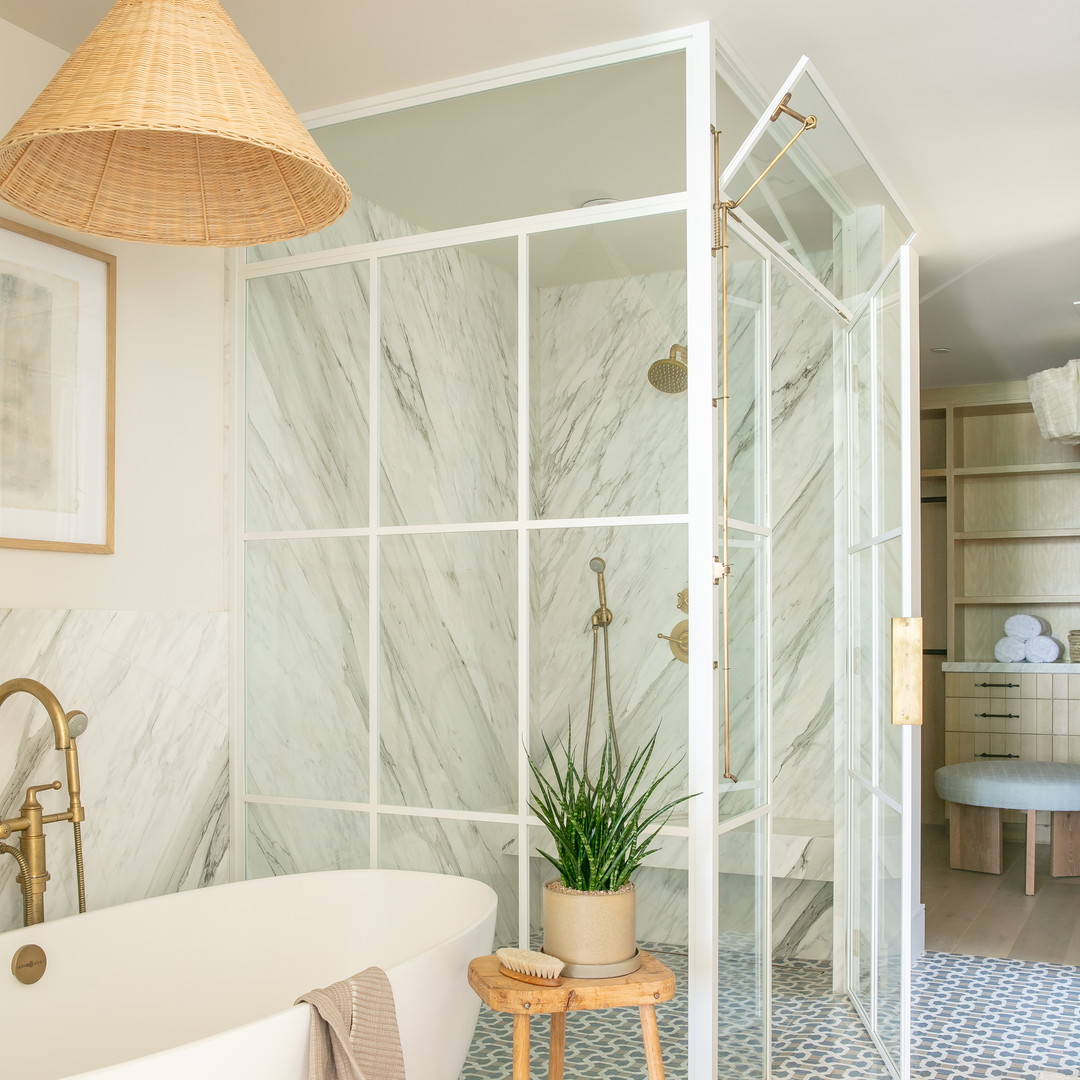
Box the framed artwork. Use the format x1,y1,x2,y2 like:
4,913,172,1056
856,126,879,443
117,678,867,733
0,217,115,552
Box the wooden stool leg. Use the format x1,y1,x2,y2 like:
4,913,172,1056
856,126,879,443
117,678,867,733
513,1013,531,1080
548,1012,566,1080
948,802,1003,873
640,1004,665,1080
1051,811,1080,876
1025,810,1037,896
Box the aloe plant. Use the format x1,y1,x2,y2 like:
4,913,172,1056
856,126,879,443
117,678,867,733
528,718,694,892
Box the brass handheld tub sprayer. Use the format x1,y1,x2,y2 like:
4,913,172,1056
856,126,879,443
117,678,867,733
0,678,88,926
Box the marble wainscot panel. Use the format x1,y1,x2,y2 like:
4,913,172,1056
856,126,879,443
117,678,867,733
768,262,840,959
0,609,228,933
531,270,687,520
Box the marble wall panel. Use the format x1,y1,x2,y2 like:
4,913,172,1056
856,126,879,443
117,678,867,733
0,609,228,933
246,802,368,879
245,263,370,533
245,537,369,803
769,262,840,960
530,524,689,815
379,240,517,527
531,270,687,520
769,263,838,828
726,241,768,528
379,531,517,814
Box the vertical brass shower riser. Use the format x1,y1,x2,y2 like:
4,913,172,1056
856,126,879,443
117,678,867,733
712,100,817,785
0,678,88,926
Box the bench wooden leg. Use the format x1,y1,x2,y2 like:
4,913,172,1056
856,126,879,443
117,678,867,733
948,802,1003,874
548,1013,565,1080
513,1013,531,1080
1051,811,1080,877
640,1004,665,1080
1025,810,1037,896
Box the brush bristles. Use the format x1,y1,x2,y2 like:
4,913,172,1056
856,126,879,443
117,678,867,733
496,947,566,980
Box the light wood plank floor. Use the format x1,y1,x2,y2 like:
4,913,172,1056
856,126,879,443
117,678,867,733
923,824,1080,964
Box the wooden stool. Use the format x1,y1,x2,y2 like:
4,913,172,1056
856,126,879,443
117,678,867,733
467,950,675,1080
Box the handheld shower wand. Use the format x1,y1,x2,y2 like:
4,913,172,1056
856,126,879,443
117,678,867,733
583,557,620,779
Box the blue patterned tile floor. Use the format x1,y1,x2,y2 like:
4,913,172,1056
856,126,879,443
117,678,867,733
461,945,1080,1079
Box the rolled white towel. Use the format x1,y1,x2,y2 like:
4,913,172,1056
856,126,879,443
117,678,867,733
994,636,1028,663
1024,635,1062,663
1004,613,1049,640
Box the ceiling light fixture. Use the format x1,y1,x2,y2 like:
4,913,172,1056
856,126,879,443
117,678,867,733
0,0,350,247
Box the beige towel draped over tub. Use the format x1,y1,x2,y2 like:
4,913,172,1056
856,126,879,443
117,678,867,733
296,966,407,1080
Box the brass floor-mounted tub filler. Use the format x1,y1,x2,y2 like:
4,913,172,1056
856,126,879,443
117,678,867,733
0,678,88,926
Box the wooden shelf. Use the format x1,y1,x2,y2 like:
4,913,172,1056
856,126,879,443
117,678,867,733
922,388,1080,663
955,529,1080,541
954,462,1080,478
953,595,1080,606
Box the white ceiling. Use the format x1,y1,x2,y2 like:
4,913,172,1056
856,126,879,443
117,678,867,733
1,0,1077,388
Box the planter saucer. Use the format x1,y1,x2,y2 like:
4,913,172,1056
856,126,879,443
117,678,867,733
560,948,642,979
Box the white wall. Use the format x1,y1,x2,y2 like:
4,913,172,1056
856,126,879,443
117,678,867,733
0,18,227,613
0,20,232,931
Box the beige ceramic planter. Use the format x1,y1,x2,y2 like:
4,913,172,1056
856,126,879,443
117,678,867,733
542,880,641,977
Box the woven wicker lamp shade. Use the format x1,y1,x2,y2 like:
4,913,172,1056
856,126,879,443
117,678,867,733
0,0,350,247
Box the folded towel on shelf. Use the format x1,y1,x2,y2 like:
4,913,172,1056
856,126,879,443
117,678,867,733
1024,635,1062,664
1003,613,1049,640
994,636,1028,663
296,966,406,1080
1028,359,1080,444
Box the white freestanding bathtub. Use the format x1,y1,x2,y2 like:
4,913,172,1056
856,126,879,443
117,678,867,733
0,869,497,1080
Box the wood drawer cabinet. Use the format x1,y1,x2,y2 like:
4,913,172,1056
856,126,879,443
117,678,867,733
943,664,1080,831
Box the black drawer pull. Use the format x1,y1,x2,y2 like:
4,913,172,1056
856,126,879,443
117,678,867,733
976,713,1019,719
976,682,1019,688
976,752,1020,759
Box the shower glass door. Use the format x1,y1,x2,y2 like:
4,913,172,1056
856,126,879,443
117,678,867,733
719,52,917,1080
845,254,919,1080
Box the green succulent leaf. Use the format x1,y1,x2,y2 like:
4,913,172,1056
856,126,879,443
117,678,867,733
527,715,697,892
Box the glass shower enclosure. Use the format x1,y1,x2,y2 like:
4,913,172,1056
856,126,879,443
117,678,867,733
234,23,918,1080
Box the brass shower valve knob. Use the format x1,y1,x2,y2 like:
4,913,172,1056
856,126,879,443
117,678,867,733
658,619,689,664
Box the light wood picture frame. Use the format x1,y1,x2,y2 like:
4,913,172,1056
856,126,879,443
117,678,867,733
0,216,115,553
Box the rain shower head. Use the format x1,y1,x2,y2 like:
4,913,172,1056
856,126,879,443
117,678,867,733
648,344,688,394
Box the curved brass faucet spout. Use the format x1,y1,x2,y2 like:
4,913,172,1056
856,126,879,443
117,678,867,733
0,678,89,924
0,677,86,749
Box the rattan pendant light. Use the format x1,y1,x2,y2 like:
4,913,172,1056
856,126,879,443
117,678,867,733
0,0,351,247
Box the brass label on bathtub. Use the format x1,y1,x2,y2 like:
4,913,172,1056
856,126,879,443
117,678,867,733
12,944,46,985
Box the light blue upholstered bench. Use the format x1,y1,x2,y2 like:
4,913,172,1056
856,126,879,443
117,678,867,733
934,761,1080,894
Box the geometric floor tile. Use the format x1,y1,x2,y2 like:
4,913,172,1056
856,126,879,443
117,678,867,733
462,946,1080,1079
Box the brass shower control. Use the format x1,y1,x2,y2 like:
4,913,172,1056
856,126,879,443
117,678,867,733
657,587,690,663
658,620,689,664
